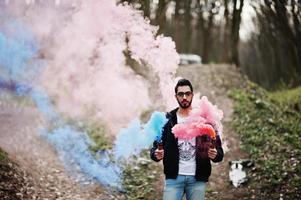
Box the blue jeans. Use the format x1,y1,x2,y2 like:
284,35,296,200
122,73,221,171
163,175,206,200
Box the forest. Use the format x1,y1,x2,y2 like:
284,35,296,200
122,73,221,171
122,0,301,89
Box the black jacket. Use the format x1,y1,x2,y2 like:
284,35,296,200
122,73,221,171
150,108,224,182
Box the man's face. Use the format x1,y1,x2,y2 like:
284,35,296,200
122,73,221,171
175,86,193,109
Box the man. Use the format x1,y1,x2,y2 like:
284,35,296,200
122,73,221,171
150,79,224,200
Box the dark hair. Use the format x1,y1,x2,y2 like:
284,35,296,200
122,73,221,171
175,79,193,94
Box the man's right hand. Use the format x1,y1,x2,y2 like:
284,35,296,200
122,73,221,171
154,149,164,160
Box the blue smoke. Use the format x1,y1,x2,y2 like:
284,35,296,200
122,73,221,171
30,89,59,122
114,111,167,160
0,19,123,188
0,19,39,82
42,111,167,188
0,78,32,94
41,125,122,188
41,111,167,188
144,111,168,142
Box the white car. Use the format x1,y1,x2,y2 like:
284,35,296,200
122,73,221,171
179,54,202,65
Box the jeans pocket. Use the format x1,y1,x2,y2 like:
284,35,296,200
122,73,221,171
165,178,176,186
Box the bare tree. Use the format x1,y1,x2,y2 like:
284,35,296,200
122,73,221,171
240,0,301,88
202,1,216,63
155,0,167,34
230,0,244,67
183,0,193,52
141,0,151,18
221,0,230,62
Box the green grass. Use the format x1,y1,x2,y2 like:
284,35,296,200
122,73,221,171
229,82,301,199
0,93,34,107
122,150,161,200
80,122,112,153
269,86,301,111
0,148,7,162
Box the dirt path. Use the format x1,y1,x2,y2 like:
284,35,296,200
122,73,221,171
0,94,115,200
177,64,250,199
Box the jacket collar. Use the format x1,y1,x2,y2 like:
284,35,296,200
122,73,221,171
168,107,179,126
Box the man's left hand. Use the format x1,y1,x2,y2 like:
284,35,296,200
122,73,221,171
208,148,217,160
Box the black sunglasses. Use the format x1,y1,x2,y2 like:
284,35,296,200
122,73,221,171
177,91,192,97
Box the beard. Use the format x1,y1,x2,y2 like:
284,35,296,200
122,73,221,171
177,99,192,109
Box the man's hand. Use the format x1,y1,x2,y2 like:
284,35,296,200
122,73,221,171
155,149,164,160
208,148,217,160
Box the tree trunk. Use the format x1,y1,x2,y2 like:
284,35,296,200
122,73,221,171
183,0,192,52
141,0,150,18
222,0,230,62
155,0,167,34
291,0,301,73
230,0,244,67
196,3,204,57
202,2,215,63
174,0,182,51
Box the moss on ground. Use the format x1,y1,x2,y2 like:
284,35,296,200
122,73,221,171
229,82,301,199
0,148,7,162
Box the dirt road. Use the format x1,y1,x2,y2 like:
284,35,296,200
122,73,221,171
0,64,249,199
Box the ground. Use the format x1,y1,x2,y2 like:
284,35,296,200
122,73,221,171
0,64,250,199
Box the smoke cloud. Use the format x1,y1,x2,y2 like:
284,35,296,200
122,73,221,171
1,0,179,189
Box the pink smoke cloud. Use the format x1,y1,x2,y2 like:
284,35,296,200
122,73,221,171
172,96,223,140
5,0,179,134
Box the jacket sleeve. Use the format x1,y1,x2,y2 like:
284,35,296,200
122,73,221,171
150,140,161,162
211,135,224,163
